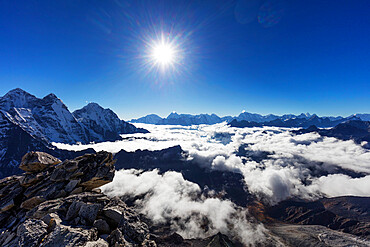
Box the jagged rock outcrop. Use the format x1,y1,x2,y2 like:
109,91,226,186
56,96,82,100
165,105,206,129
19,151,61,172
0,151,156,247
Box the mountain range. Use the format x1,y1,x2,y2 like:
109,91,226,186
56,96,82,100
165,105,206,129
229,114,361,128
131,111,370,127
292,120,370,148
1,88,148,144
0,88,148,178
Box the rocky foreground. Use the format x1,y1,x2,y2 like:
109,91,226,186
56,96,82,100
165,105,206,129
1,151,369,247
0,151,157,246
0,151,248,247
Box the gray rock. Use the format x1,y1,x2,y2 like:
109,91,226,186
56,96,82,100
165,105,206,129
66,201,84,220
85,238,109,247
63,160,79,172
78,203,101,225
119,208,149,243
16,219,48,247
19,173,43,187
30,198,65,219
42,224,98,247
50,167,68,182
102,207,123,227
93,219,110,234
142,239,157,247
65,179,80,192
41,212,61,231
0,199,14,212
107,229,132,247
0,186,23,212
20,151,61,172
0,231,15,246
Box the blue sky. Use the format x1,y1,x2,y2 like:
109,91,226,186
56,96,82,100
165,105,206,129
0,0,369,120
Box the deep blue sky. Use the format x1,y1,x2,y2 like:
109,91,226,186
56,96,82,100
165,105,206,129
0,0,369,120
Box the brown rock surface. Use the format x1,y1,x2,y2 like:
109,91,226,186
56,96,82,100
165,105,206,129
19,151,61,172
20,196,46,210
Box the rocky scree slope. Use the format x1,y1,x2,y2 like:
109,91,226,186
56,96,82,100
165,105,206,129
0,151,157,247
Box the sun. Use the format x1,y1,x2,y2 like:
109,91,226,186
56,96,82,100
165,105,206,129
146,35,181,71
152,42,175,66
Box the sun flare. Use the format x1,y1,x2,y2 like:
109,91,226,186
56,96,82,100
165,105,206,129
146,35,181,72
152,43,175,66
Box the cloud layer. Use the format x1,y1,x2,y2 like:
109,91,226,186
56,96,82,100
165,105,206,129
55,122,370,204
57,123,370,243
101,169,269,245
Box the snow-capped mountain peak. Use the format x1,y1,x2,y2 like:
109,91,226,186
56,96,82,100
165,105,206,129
73,102,148,141
0,88,38,111
167,111,180,119
0,89,148,144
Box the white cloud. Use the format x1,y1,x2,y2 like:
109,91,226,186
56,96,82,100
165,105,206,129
57,122,370,205
101,169,267,245
309,174,370,197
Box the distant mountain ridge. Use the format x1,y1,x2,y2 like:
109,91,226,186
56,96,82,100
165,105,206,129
131,111,369,127
131,112,231,125
229,114,361,128
292,120,370,148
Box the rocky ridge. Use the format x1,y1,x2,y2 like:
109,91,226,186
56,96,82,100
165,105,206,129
0,151,156,247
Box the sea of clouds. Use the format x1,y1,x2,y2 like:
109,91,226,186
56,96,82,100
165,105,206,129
101,168,271,245
54,123,370,244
